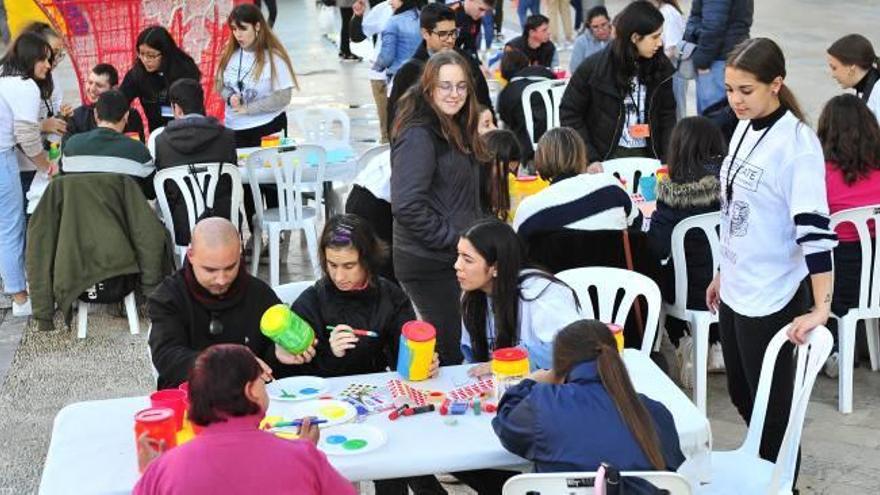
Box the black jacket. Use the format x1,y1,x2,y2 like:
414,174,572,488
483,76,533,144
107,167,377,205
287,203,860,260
391,121,482,263
64,104,145,144
647,176,720,311
154,115,238,245
683,0,753,70
452,3,481,60
497,65,555,160
147,265,303,389
120,60,201,132
559,45,676,163
387,42,492,136
505,36,556,68
291,277,415,377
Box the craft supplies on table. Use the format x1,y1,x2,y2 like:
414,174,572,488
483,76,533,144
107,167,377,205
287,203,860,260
396,321,436,381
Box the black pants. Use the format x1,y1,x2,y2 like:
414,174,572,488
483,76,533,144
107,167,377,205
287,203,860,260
718,282,808,474
452,469,518,495
339,7,354,56
254,0,277,26
828,241,867,351
374,476,447,495
346,185,395,282
394,248,463,365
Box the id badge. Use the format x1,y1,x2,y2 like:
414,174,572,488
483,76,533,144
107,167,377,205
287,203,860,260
629,123,651,138
160,105,174,118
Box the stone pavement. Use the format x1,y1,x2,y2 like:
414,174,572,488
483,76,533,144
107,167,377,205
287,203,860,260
0,0,878,493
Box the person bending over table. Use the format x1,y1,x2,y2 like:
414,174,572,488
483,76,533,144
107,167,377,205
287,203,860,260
492,319,685,472
148,218,315,390
134,344,355,495
287,213,445,495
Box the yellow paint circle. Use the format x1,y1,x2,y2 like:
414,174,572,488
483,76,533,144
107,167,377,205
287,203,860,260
319,405,347,419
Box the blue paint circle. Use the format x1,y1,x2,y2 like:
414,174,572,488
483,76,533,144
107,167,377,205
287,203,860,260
326,435,347,445
300,387,320,394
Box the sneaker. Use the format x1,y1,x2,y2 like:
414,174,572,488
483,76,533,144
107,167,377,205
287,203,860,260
339,52,363,62
11,297,32,317
823,351,839,378
677,335,694,389
708,342,726,373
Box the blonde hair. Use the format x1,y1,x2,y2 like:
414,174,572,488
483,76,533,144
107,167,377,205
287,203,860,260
534,127,587,180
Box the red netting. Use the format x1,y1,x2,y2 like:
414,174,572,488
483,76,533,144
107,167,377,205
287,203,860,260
36,0,249,128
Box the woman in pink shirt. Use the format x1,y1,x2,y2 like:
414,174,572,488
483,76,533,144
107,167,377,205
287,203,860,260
818,94,880,377
134,344,356,495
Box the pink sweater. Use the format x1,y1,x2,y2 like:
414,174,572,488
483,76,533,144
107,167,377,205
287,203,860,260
825,162,880,243
133,414,356,495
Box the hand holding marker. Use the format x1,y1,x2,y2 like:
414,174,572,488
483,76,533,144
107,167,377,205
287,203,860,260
325,325,379,337
327,324,378,358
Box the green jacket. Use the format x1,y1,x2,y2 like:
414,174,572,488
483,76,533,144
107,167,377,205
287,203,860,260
26,173,174,330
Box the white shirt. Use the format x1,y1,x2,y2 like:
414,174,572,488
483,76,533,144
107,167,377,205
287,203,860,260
363,1,394,82
863,85,880,123
0,76,41,152
659,4,686,49
618,77,647,149
222,49,295,130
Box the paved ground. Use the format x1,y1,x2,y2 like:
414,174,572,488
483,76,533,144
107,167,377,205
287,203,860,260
0,0,879,493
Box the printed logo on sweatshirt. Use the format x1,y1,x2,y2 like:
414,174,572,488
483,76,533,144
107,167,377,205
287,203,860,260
728,159,765,192
729,201,750,237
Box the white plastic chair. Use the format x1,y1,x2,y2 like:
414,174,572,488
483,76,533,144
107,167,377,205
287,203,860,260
522,79,567,150
146,126,164,157
694,325,832,495
828,205,880,413
602,157,662,194
273,280,316,305
153,163,244,265
245,145,324,287
556,267,662,354
76,292,139,339
662,212,721,413
502,471,692,494
335,144,390,207
291,107,351,146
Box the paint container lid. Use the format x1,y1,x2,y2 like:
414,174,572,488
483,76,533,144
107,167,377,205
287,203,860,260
492,347,528,362
401,321,436,342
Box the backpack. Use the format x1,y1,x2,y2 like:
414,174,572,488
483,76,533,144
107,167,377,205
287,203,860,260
78,274,138,304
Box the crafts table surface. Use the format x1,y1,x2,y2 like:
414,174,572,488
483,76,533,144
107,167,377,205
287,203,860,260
38,357,710,494
236,145,357,185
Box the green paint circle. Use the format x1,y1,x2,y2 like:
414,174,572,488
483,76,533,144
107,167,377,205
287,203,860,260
341,439,368,450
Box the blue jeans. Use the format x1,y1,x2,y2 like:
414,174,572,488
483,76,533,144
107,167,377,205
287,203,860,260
0,148,26,293
673,73,688,121
482,13,494,49
517,0,541,29
696,60,726,115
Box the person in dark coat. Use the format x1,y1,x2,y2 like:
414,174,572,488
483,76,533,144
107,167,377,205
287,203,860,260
559,1,676,169
504,14,557,68
387,3,492,137
493,319,685,473
64,63,144,143
449,0,494,61
148,219,314,390
496,50,554,162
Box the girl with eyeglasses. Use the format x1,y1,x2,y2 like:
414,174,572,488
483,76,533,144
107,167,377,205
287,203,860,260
0,32,55,317
705,38,837,483
216,3,298,148
120,26,201,133
569,6,612,74
391,50,487,366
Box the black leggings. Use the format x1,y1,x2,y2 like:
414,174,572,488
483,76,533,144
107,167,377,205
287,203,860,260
254,0,277,27
339,7,354,55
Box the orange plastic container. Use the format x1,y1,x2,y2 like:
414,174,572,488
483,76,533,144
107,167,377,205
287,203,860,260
134,407,177,472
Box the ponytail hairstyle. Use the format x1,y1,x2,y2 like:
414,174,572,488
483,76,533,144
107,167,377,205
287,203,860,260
610,1,666,93
481,129,521,220
553,319,667,470
817,94,880,186
827,34,879,72
726,38,807,123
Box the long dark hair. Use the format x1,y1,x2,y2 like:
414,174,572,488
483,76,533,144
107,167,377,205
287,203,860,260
216,4,298,91
666,117,727,182
395,0,423,15
827,34,879,71
610,1,666,92
392,51,487,160
818,94,880,186
461,218,579,362
188,344,263,426
726,38,807,123
132,25,200,81
318,213,388,281
0,32,54,99
553,319,667,470
481,129,521,221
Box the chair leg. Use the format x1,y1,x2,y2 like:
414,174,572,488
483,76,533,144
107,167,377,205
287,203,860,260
250,223,263,277
303,222,320,278
866,318,880,371
269,224,281,288
279,231,291,266
838,315,857,414
691,313,711,414
124,292,140,335
77,301,88,339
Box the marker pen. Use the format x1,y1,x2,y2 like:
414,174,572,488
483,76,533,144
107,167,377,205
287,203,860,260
403,404,435,416
271,418,328,428
325,325,379,338
388,404,409,421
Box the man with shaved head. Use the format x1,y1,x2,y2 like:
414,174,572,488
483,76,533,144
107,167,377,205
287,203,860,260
148,218,315,389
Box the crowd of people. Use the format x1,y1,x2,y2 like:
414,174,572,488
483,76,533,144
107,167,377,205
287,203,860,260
1,1,879,494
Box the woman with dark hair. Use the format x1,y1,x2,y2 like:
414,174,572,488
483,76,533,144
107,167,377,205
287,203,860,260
493,319,685,472
456,218,583,373
559,0,676,169
120,26,201,132
480,128,521,221
390,50,487,365
134,344,355,495
817,94,880,377
827,34,880,121
569,5,612,74
0,32,55,317
373,0,422,82
705,38,837,478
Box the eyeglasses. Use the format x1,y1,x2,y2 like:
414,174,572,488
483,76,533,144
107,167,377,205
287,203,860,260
437,82,468,95
431,28,460,40
589,21,611,31
138,50,162,61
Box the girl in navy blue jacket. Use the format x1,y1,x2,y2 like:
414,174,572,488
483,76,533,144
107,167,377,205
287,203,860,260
492,319,685,473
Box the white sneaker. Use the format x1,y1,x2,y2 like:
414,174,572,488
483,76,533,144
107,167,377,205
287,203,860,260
11,297,32,317
823,351,839,378
677,335,694,389
708,342,726,373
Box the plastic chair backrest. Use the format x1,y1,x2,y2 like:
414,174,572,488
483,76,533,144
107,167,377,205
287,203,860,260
353,143,391,184
501,471,692,495
829,205,880,312
744,325,832,493
602,158,662,194
147,126,164,157
522,79,567,148
273,280,315,305
245,145,326,227
556,267,662,353
667,211,721,318
153,163,243,247
292,107,351,144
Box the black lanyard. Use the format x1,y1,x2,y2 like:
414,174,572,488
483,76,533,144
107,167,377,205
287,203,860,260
236,49,256,93
43,99,54,118
724,123,774,206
